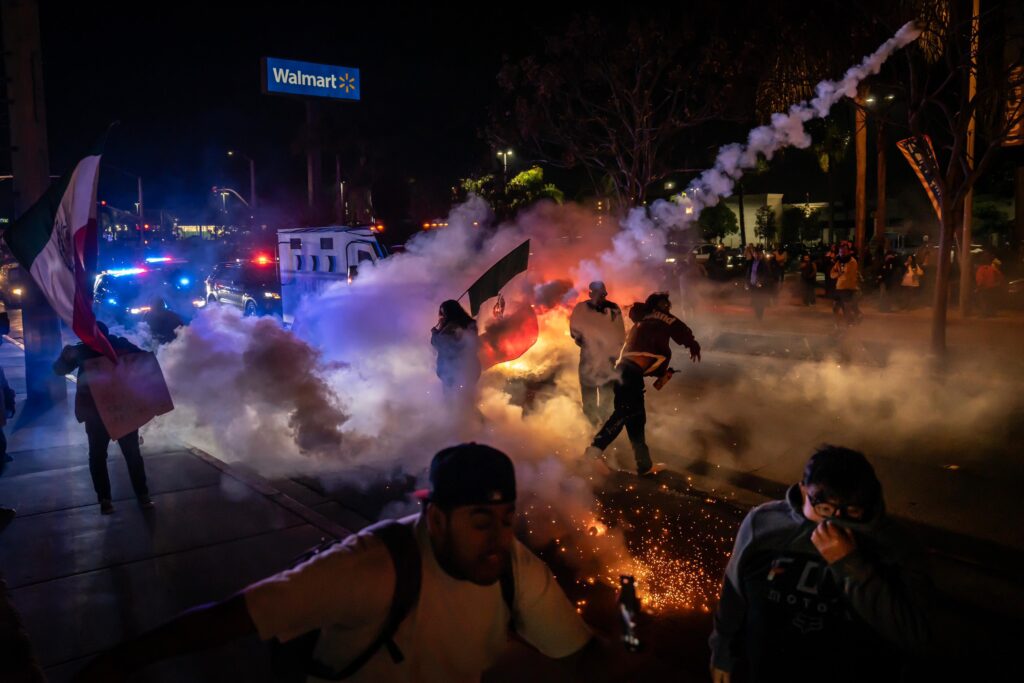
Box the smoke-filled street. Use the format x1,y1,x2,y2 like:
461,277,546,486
1,2,1023,682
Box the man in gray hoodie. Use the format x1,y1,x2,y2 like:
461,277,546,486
709,445,931,683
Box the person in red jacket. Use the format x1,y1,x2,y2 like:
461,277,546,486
974,257,1004,317
585,292,701,475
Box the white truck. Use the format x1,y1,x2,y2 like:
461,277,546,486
276,226,387,324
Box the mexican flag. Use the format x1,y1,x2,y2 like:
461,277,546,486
3,148,116,361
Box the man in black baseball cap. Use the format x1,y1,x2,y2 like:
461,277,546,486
417,443,519,585
76,443,630,682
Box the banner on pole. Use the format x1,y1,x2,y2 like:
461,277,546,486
897,136,943,220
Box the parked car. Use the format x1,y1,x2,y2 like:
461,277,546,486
94,264,204,325
205,257,282,317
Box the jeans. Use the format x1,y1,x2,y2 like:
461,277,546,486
591,363,652,473
86,419,148,501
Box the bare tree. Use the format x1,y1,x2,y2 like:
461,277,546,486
491,15,741,210
882,0,1023,353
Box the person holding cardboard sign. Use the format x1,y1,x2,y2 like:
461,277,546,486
53,322,153,514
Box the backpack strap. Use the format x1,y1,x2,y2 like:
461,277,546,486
306,521,422,680
500,566,516,633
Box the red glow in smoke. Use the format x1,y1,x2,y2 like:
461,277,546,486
478,305,539,370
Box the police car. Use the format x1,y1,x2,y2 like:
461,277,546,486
204,255,282,317
93,259,203,325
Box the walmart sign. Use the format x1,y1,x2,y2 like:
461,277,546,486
262,57,360,101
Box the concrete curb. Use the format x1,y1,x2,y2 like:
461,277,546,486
185,445,353,541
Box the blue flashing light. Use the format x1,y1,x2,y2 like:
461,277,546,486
107,297,118,305
145,257,172,263
179,277,191,286
106,267,146,277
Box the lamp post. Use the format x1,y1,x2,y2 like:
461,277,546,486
496,149,513,186
104,164,144,221
862,90,897,255
227,150,257,210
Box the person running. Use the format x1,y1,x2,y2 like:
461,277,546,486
585,293,701,476
73,443,636,682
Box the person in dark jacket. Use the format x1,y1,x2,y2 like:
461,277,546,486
798,254,817,306
877,251,902,312
709,445,931,683
53,322,152,514
430,300,481,407
143,297,185,345
585,292,701,475
746,248,774,320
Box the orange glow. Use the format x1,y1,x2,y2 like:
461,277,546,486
478,305,539,370
254,254,272,265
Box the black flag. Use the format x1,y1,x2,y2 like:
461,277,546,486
467,239,530,316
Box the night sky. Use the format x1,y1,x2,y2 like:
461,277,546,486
35,2,585,222
12,1,1011,235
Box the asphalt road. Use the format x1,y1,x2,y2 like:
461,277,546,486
5,284,1022,680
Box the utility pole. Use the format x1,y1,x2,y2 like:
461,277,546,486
875,119,887,248
2,0,67,406
854,87,868,254
306,101,322,213
959,0,980,314
248,157,256,211
335,154,344,224
137,175,144,221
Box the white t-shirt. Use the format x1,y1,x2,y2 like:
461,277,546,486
244,514,591,683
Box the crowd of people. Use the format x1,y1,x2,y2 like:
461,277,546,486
676,238,1016,324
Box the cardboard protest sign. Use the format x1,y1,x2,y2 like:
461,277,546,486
82,351,174,439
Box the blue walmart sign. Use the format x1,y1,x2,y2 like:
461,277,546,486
263,57,360,101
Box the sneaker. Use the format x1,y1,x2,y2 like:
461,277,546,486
137,496,155,510
637,463,666,477
0,507,15,534
99,499,114,515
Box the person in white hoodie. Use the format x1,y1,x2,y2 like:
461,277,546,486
569,281,625,424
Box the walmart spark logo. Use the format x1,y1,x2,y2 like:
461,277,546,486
338,73,357,93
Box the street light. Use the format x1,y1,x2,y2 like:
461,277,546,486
496,149,513,185
103,164,144,220
227,150,257,210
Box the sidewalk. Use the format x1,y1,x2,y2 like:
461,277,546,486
0,339,353,682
